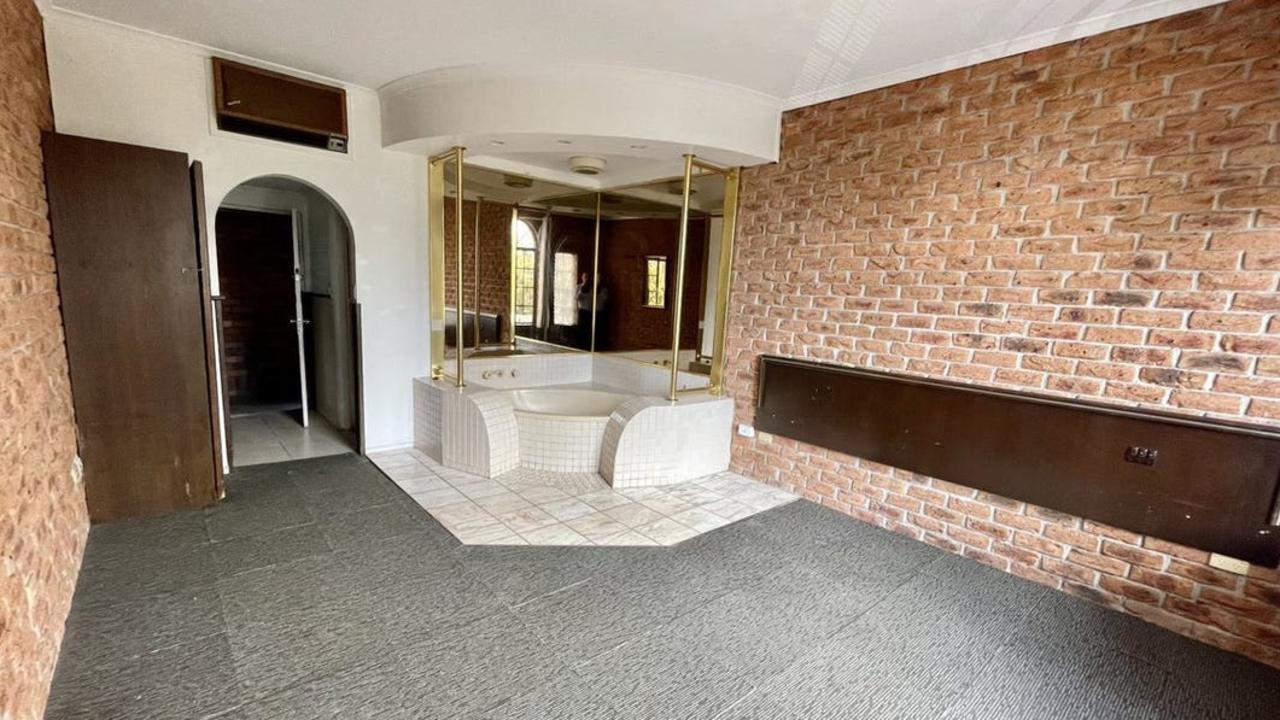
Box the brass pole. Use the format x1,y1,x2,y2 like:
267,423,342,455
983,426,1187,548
427,158,446,379
590,192,601,353
509,206,518,347
454,147,466,387
709,167,740,394
668,154,695,401
473,196,482,350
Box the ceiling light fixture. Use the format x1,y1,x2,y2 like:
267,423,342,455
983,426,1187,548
568,155,607,175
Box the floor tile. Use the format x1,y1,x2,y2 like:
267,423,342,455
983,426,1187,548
565,511,632,543
211,522,333,577
45,633,243,720
49,456,1280,720
387,611,570,719
518,523,592,546
217,557,385,697
539,497,598,522
57,585,224,673
602,502,665,529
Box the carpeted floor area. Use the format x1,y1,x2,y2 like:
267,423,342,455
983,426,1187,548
46,455,1280,719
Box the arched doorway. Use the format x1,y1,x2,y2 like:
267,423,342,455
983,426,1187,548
215,175,361,467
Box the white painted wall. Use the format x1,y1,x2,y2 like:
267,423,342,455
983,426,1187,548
43,10,429,452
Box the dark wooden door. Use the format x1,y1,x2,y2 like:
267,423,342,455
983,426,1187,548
214,208,302,409
43,133,218,520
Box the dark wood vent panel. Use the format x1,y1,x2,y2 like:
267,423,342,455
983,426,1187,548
755,355,1280,566
213,58,348,152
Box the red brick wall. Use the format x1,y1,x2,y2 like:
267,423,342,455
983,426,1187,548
444,197,514,339
0,0,90,716
726,0,1280,668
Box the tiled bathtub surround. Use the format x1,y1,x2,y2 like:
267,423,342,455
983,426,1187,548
724,0,1280,668
414,352,735,483
600,394,734,487
516,413,610,472
369,449,795,546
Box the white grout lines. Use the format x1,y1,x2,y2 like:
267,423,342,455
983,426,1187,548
369,449,797,546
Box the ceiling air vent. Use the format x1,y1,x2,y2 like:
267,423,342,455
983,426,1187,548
568,156,607,175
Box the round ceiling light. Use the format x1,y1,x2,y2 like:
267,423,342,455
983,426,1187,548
568,155,607,175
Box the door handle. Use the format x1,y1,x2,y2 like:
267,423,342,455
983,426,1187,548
289,319,312,325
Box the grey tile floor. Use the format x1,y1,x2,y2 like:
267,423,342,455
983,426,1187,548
47,455,1280,719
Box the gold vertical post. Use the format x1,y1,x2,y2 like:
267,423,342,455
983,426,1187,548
427,157,446,379
590,192,601,353
473,195,482,350
509,206,518,347
454,147,466,387
709,167,740,394
668,154,695,401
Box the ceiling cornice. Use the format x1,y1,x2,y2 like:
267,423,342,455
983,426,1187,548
42,6,372,94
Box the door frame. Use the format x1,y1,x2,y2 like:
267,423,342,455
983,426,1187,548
212,185,365,468
215,203,308,424
288,207,311,428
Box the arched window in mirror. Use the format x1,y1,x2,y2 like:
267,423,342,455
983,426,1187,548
513,219,537,325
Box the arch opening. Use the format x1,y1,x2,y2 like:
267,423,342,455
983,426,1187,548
213,174,362,469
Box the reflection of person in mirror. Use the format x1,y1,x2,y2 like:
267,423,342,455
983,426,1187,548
577,273,609,348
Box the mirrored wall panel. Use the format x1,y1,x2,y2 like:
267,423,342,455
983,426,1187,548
430,156,738,395
591,171,730,387
442,164,593,357
513,195,598,352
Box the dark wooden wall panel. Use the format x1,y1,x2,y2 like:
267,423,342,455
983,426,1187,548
755,356,1280,566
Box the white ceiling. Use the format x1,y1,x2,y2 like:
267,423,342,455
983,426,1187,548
50,0,1215,109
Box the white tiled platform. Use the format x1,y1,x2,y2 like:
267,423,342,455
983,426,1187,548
368,449,797,546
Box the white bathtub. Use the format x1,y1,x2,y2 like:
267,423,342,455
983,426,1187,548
509,389,629,472
509,389,628,417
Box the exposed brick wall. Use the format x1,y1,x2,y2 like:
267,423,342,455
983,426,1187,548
726,0,1280,668
0,0,90,717
444,197,514,340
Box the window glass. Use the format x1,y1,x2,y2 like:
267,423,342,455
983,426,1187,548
644,256,667,308
513,220,537,325
553,252,578,326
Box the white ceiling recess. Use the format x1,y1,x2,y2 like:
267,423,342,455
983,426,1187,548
47,0,1221,179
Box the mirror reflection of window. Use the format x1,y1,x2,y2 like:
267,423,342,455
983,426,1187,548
644,255,667,308
553,251,578,326
513,219,537,325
